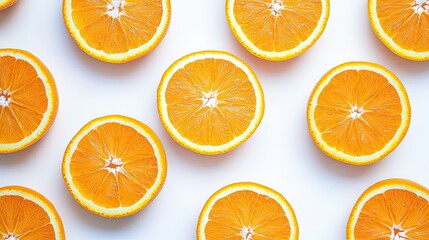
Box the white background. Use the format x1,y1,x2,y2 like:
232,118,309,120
1,0,429,239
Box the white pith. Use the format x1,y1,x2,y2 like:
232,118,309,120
197,183,298,240
158,52,264,154
106,0,125,19
0,188,63,239
0,90,11,107
63,0,170,62
226,0,329,60
63,116,166,216
0,50,57,152
369,0,429,60
308,62,410,164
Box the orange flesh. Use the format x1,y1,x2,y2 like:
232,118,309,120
376,0,429,52
205,190,291,239
71,0,163,53
165,58,257,146
0,55,48,144
0,195,56,239
355,189,429,239
314,69,402,156
70,122,158,208
233,0,322,52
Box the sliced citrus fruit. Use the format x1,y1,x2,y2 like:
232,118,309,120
0,185,65,239
226,0,330,61
0,0,17,10
0,48,58,153
307,62,411,165
197,182,299,240
157,50,264,155
63,0,171,63
347,178,429,240
369,0,429,61
62,115,167,218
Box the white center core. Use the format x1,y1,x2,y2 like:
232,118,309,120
413,0,429,13
349,106,364,119
240,227,253,240
415,0,426,5
105,157,124,176
202,92,218,109
107,0,124,18
0,90,11,107
4,235,18,240
270,1,283,16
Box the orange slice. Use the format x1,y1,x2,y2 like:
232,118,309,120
197,182,299,240
0,0,17,10
369,0,429,61
226,0,330,61
347,178,429,240
62,115,167,218
0,185,65,239
157,51,264,155
307,62,411,165
0,48,58,153
63,0,171,63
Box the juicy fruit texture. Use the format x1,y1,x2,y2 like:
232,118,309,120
63,0,171,63
157,51,264,155
0,0,17,10
369,0,429,61
0,48,58,153
226,0,330,61
197,182,299,240
62,115,167,218
347,178,429,240
0,186,65,239
307,62,410,165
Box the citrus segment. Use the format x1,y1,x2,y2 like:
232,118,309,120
226,0,330,61
157,51,264,155
369,0,429,61
63,0,171,63
62,115,167,218
307,62,410,165
0,0,17,10
347,178,429,239
197,182,299,240
0,49,58,153
0,186,65,239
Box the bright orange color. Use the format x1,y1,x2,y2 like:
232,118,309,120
62,115,167,218
157,51,264,155
347,178,429,240
369,0,429,61
63,0,171,63
307,62,410,165
226,0,330,61
197,182,299,240
0,48,58,153
0,186,65,239
0,0,17,10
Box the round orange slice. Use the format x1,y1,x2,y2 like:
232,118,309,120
0,185,65,239
157,50,264,155
307,62,411,165
226,0,330,61
0,48,59,153
63,0,171,63
62,115,167,218
197,182,299,240
347,178,429,239
369,0,429,61
0,0,17,10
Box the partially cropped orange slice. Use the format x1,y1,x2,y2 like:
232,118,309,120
226,0,330,61
0,0,17,10
0,185,65,239
197,182,299,240
63,0,171,63
307,62,411,165
157,51,264,155
0,48,58,153
347,178,429,240
369,0,429,61
62,115,167,218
